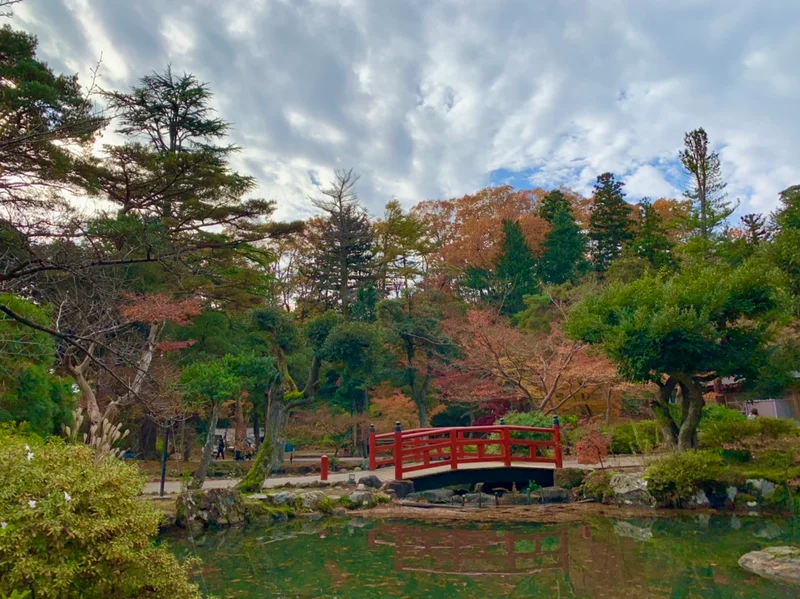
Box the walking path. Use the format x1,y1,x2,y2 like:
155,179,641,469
142,455,645,495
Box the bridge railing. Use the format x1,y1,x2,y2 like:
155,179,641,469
368,418,562,480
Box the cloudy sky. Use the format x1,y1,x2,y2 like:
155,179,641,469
15,0,800,220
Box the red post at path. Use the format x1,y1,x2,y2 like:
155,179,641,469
320,455,329,481
393,421,403,480
368,423,376,471
553,415,563,468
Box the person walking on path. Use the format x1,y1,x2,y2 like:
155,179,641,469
216,436,225,460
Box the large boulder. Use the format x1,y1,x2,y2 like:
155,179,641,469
539,487,569,503
384,480,414,499
299,491,328,510
739,546,800,585
609,473,654,507
267,491,297,507
175,488,247,529
349,490,377,509
747,479,777,498
357,474,383,489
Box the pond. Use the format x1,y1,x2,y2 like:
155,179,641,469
166,514,800,598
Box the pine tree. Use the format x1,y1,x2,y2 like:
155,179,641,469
679,128,737,258
495,219,539,315
538,189,572,224
629,199,676,270
740,213,767,247
537,206,588,284
589,173,633,272
306,169,374,318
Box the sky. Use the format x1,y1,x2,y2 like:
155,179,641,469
14,0,800,221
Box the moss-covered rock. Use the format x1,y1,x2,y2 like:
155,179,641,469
554,468,586,490
176,488,247,528
582,470,616,503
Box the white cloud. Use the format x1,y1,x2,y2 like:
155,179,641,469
15,0,800,217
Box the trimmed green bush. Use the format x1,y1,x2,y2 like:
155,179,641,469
699,417,799,448
0,428,201,598
644,450,724,502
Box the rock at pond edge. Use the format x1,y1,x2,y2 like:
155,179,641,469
739,546,800,585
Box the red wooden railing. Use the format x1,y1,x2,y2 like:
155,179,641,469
368,417,562,480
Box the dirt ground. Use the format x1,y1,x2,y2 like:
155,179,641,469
358,501,696,524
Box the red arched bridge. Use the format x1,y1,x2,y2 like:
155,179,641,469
367,418,563,491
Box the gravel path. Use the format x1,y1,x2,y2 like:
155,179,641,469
142,455,644,495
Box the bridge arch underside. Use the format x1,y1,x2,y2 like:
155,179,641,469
406,466,555,493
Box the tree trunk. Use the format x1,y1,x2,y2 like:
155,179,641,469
676,376,704,450
190,401,221,490
415,395,428,428
238,395,288,492
252,405,260,450
652,376,680,447
138,416,158,460
234,392,246,454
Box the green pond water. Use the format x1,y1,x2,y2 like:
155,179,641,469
166,514,800,598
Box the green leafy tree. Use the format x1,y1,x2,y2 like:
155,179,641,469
0,429,201,598
538,189,572,224
566,261,791,450
373,200,432,296
0,24,102,209
537,207,588,284
588,173,633,272
237,309,340,491
769,185,800,301
180,358,241,488
679,128,737,258
0,296,73,435
494,219,539,315
627,198,676,270
378,295,455,426
351,284,378,322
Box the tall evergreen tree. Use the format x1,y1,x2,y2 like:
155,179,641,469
679,128,737,258
629,198,676,270
538,189,572,224
537,206,588,284
495,219,539,315
740,213,768,247
588,173,633,272
306,169,374,318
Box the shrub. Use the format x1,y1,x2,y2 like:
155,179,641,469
0,428,201,599
582,470,616,502
610,421,659,454
644,450,725,502
699,417,799,448
575,423,609,466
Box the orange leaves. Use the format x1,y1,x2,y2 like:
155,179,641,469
120,293,202,325
414,186,550,272
575,421,610,466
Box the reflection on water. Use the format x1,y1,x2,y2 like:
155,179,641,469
165,515,800,598
368,525,569,578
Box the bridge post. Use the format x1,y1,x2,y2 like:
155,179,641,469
450,428,458,470
553,415,563,468
394,421,403,480
368,423,376,471
502,426,511,467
